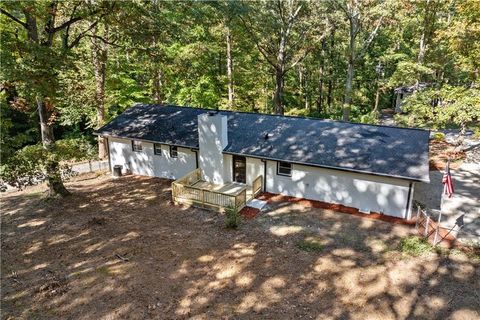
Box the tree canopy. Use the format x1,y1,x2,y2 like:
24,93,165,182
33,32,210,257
1,0,479,194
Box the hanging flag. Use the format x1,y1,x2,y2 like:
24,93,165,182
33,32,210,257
442,160,454,198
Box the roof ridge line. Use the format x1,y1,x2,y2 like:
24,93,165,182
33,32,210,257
138,103,429,133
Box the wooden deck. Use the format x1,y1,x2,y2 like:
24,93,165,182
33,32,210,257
172,169,263,212
192,181,254,200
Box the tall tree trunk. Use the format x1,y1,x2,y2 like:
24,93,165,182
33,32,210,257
327,27,335,111
472,67,479,88
343,19,357,122
274,67,285,115
418,32,426,65
316,65,323,114
92,25,108,159
153,69,163,103
417,0,432,66
373,86,381,113
303,68,309,111
343,55,355,121
316,39,326,114
37,98,70,197
23,9,69,197
327,80,333,110
226,26,234,109
274,31,286,115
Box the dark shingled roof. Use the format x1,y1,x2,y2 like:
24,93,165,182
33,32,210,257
95,104,430,182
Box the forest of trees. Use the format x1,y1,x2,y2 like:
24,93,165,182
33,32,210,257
1,0,479,196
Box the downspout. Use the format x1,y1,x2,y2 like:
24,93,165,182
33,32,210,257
106,137,112,173
261,159,267,192
405,182,413,219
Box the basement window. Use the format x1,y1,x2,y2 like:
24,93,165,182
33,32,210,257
132,140,142,152
277,161,292,177
154,143,162,155
170,146,178,158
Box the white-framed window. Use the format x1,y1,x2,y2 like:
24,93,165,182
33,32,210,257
170,146,178,158
277,161,292,176
132,140,142,152
154,143,162,155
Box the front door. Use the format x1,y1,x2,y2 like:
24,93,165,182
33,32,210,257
233,155,246,184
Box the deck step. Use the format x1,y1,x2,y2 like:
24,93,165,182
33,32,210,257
247,199,267,210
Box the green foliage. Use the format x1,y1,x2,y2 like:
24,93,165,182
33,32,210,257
388,62,435,89
353,111,380,125
399,85,480,131
225,206,241,229
398,236,433,256
474,127,480,139
1,0,480,170
297,237,324,252
0,138,96,190
432,132,445,141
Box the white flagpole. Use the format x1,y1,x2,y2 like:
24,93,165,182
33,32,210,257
435,159,449,245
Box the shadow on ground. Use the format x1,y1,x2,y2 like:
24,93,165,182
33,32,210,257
1,174,479,319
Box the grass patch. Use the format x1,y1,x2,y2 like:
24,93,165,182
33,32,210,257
398,236,433,256
297,236,324,252
96,266,114,276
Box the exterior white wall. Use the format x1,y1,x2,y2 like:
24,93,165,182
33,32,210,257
108,137,196,180
151,144,197,179
108,135,414,219
198,113,229,184
265,160,413,218
246,157,264,186
109,138,154,176
223,154,233,183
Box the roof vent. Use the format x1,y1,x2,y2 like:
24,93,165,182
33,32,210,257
208,108,219,116
264,133,269,140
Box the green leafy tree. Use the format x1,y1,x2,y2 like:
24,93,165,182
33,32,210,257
399,85,480,133
0,1,112,196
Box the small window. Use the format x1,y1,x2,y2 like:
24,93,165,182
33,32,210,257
154,143,162,155
277,161,292,176
170,146,178,158
132,140,142,152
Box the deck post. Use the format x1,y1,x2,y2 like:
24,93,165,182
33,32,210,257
415,206,420,229
424,215,430,237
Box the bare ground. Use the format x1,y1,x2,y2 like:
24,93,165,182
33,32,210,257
1,174,479,320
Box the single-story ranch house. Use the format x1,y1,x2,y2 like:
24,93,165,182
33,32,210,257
94,104,430,219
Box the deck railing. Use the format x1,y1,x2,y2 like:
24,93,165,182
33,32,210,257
252,175,263,198
172,169,248,212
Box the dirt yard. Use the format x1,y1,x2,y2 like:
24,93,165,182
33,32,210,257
1,174,479,320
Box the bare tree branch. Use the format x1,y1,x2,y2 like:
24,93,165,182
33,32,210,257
67,19,100,49
51,15,85,33
0,8,27,28
363,15,384,50
237,14,278,68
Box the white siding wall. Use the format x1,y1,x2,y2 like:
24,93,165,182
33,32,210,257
246,157,264,186
108,137,197,180
265,160,413,219
198,114,229,184
223,154,233,183
108,136,414,219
